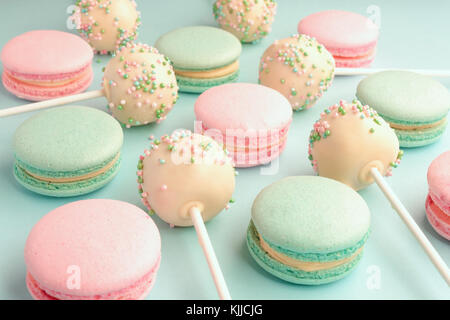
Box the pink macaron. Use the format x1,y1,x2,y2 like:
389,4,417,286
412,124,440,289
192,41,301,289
297,10,379,68
25,199,161,300
426,151,450,240
1,30,93,101
194,83,293,167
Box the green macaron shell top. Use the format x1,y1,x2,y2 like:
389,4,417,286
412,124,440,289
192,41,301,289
251,176,371,259
356,70,450,125
13,106,123,176
247,222,365,285
155,26,242,71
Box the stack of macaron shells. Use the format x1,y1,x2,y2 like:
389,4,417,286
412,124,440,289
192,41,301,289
1,30,93,101
73,0,141,54
356,70,450,147
247,176,371,285
308,100,402,191
25,199,161,300
13,106,123,197
102,42,179,127
194,83,293,167
297,10,379,68
259,34,335,111
213,0,277,43
426,151,450,240
137,130,236,227
155,26,242,93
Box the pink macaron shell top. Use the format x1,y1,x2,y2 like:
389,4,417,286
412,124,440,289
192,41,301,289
297,10,379,56
1,30,93,77
24,199,161,299
194,83,293,133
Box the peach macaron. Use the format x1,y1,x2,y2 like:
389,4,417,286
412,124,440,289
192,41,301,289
25,199,161,300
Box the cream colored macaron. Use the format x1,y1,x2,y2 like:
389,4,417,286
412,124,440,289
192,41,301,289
74,0,141,54
308,100,403,191
103,43,179,127
137,130,236,227
259,34,335,111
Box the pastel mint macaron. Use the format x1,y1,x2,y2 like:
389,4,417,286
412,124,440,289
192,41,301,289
13,106,123,197
155,26,242,93
356,71,450,147
247,176,371,285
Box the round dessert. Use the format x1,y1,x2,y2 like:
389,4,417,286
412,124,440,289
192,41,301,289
194,83,292,167
356,71,450,148
155,26,242,93
259,34,335,111
13,106,123,197
25,199,161,300
308,100,402,191
213,0,277,43
137,130,236,227
297,10,379,68
426,151,450,240
103,43,179,127
1,30,93,101
73,0,141,54
247,176,371,285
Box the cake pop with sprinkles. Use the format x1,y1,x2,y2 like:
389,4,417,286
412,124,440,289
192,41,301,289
103,43,178,127
137,130,236,227
213,0,277,43
73,0,141,54
259,34,335,111
308,99,403,191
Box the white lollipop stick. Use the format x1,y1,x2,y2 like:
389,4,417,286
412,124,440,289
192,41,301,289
371,167,450,286
336,68,450,78
0,89,105,118
189,206,232,300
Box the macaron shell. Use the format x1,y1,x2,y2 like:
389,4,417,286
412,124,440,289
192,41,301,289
175,71,239,93
356,71,450,124
392,121,447,148
251,176,371,254
13,106,123,174
1,30,93,75
195,83,292,132
155,26,242,70
25,199,161,297
297,10,379,54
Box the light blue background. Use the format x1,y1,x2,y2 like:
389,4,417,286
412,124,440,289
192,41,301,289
0,0,449,299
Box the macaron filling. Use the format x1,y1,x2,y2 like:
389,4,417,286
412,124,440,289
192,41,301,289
16,153,120,183
259,234,363,272
174,60,239,79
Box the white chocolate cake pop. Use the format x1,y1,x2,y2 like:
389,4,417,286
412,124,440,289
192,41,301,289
103,43,179,127
137,130,236,227
213,0,277,43
73,0,141,54
308,100,403,191
259,34,335,111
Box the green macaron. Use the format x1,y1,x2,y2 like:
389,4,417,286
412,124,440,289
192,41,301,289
13,106,123,197
247,176,371,285
356,70,450,148
155,26,242,93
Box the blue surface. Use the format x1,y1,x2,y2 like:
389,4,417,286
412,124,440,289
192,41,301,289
0,0,449,299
